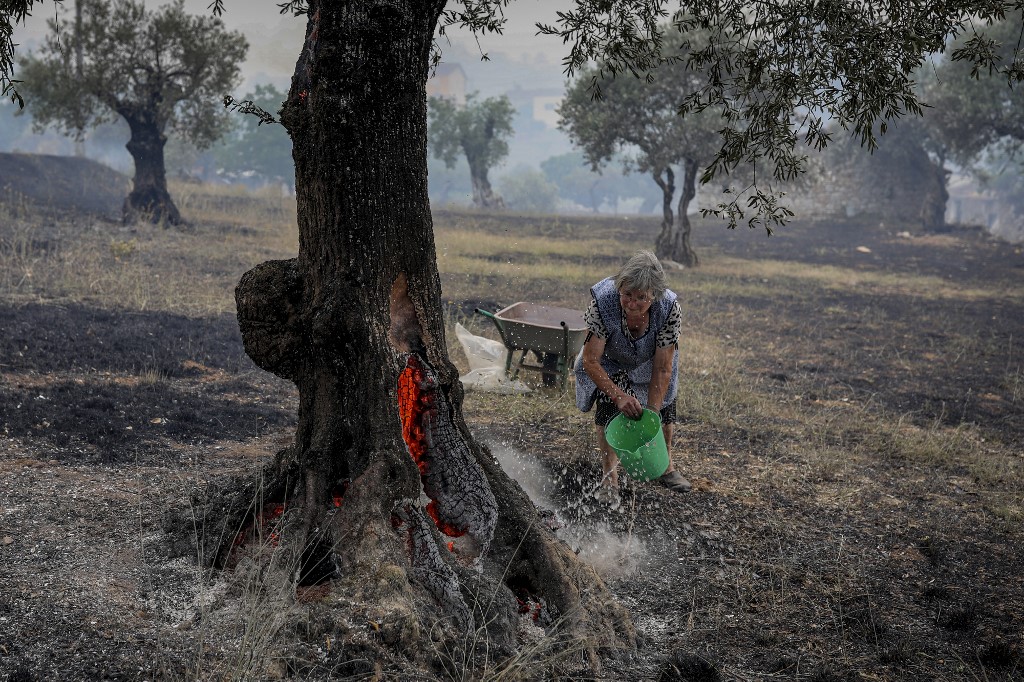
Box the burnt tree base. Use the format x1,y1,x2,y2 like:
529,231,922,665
162,439,635,677
123,186,183,227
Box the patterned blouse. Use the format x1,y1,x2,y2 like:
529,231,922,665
584,297,682,349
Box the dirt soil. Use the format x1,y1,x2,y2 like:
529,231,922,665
1,211,1023,681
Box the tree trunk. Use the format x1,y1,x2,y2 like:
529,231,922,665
653,166,676,260
225,1,632,674
653,162,699,266
670,159,699,267
468,158,503,209
920,156,950,232
122,109,181,226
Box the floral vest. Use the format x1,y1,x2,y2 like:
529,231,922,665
574,276,679,412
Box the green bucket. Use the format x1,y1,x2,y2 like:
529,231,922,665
604,409,669,481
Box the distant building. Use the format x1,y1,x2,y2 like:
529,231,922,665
427,63,467,105
506,86,564,129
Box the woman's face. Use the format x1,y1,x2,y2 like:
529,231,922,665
619,287,654,315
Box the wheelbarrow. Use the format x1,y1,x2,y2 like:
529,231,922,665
475,302,588,391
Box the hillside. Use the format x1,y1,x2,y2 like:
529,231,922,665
0,152,129,218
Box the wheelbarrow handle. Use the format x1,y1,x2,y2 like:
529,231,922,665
474,308,498,320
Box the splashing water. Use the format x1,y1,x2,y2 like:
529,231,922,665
488,440,651,579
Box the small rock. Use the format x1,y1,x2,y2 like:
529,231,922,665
2,536,14,546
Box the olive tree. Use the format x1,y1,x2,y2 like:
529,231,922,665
922,12,1024,192
16,0,247,224
428,92,514,208
3,0,1024,675
559,29,726,266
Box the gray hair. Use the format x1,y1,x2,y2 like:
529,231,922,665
614,249,667,299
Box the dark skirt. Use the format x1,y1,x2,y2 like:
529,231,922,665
593,369,677,428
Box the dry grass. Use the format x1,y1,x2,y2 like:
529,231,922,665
0,181,297,315
3,184,1017,495
2,185,1022,680
696,255,1015,302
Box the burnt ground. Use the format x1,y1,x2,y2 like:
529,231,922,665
0,153,129,220
1,208,1023,681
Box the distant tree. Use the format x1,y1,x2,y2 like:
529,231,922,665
921,11,1024,223
540,152,614,213
541,152,662,214
213,83,293,188
427,92,514,209
497,167,559,213
559,29,726,266
17,0,247,225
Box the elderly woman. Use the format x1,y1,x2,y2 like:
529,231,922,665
574,250,692,503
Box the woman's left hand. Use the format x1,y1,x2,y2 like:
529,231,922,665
614,393,643,419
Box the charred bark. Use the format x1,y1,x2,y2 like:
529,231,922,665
122,108,181,226
226,1,633,673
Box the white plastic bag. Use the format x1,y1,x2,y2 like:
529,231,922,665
455,322,531,394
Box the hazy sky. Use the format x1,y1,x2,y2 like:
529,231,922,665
12,0,577,91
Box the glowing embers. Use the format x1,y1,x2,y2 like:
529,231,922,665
246,502,285,546
397,355,435,478
332,482,348,508
226,501,287,567
512,586,554,626
396,353,498,556
397,354,466,538
517,596,546,623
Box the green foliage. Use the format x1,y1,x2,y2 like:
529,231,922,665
213,83,293,185
559,27,724,177
16,0,247,150
539,0,1024,228
428,92,515,207
558,26,731,227
428,92,515,175
923,12,1024,170
5,0,1024,227
496,167,559,213
540,152,615,212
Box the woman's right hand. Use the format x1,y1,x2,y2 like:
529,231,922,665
614,392,644,419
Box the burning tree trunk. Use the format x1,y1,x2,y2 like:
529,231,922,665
224,1,633,672
122,108,181,226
